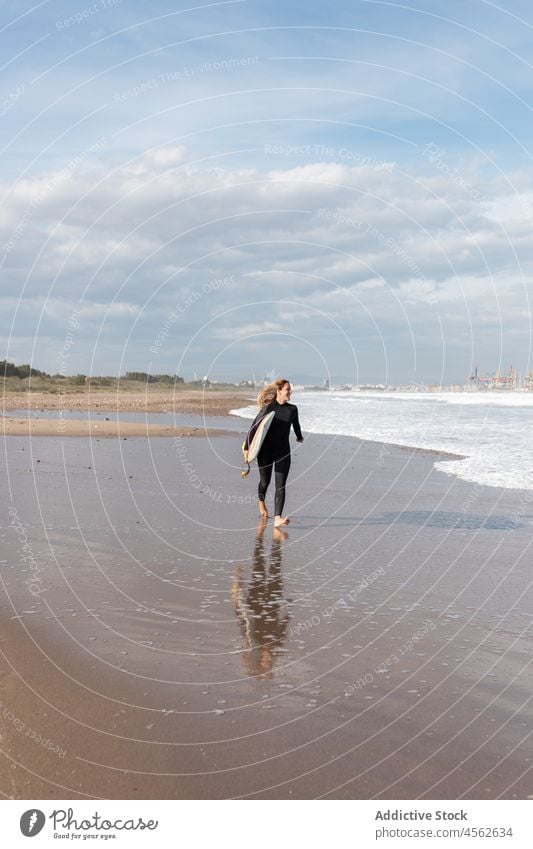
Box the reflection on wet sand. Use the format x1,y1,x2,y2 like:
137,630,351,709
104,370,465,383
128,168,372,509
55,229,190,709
231,522,290,678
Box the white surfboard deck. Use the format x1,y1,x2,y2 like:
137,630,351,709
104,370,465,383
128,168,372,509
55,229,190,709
245,410,275,462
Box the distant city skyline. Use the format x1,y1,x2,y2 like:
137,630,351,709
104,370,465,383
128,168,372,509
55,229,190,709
6,358,532,392
2,1,533,385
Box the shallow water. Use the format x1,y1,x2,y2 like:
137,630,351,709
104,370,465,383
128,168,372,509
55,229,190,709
9,407,247,431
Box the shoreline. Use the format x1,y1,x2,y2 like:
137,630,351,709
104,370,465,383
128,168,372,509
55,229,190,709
3,388,464,462
4,396,517,501
361,435,466,462
229,404,468,464
1,407,465,464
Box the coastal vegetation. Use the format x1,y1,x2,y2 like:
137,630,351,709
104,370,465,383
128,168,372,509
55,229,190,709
1,361,236,393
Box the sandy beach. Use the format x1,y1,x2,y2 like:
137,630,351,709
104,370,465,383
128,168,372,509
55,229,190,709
1,388,252,416
1,401,532,799
1,388,251,437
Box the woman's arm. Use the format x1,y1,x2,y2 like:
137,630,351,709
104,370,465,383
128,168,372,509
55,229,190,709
292,407,304,442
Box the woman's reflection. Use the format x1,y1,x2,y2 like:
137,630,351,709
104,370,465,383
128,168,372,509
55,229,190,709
231,520,290,678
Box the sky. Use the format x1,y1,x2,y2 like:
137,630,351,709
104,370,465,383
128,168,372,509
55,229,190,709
1,0,533,385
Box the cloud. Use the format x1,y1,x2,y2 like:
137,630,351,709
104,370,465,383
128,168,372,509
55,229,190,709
1,144,531,380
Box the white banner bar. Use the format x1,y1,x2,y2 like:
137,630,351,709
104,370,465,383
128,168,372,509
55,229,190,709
2,799,532,848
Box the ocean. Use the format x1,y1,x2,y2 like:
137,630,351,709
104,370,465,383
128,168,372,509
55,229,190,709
231,391,533,492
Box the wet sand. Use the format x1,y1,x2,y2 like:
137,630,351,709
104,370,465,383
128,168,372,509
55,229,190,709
1,425,532,799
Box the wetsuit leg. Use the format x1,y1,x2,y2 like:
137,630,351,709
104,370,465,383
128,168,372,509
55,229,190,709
257,454,273,503
273,453,291,516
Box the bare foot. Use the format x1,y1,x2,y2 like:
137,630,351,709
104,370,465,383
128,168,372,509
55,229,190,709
274,515,290,527
259,501,269,519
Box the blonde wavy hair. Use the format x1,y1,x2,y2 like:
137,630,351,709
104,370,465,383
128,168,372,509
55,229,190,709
257,378,289,408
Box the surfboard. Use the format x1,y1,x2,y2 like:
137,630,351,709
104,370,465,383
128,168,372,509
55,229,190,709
241,410,275,477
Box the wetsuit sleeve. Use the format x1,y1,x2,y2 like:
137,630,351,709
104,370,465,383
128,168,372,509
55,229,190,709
292,406,303,440
244,404,270,451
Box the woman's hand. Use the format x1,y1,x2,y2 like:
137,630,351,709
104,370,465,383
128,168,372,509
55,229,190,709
297,437,304,443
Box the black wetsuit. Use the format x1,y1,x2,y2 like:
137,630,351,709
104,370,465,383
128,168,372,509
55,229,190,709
253,401,303,516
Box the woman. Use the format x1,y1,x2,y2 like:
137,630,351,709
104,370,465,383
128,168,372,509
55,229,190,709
245,378,303,527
